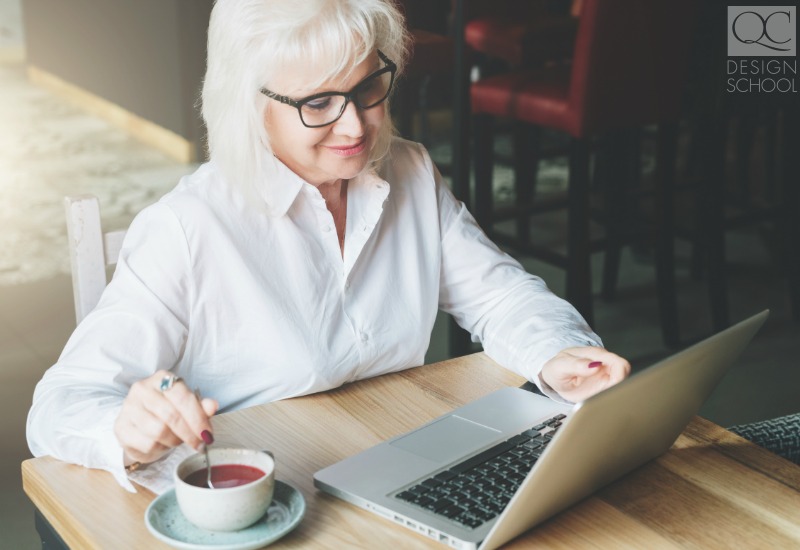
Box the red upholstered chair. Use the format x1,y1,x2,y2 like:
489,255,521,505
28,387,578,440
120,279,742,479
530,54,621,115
394,28,455,143
463,0,578,72
392,1,455,144
470,0,696,346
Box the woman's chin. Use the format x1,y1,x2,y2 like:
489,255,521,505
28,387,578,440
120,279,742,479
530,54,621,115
331,160,369,182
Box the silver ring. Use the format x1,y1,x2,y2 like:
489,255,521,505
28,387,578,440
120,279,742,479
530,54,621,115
159,375,183,392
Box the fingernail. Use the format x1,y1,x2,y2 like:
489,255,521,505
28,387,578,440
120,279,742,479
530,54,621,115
588,361,603,369
201,430,214,445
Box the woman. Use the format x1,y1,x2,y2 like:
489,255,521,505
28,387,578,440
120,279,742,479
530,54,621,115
27,0,629,491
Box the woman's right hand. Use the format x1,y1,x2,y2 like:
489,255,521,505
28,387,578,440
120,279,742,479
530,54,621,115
114,370,219,467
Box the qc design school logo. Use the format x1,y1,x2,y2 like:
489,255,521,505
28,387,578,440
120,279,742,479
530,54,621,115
728,6,795,56
727,6,797,93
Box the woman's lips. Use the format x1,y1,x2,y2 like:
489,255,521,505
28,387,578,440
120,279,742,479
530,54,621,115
326,139,367,157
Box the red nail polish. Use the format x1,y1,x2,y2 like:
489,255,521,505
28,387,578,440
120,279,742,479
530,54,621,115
588,361,603,369
201,430,214,445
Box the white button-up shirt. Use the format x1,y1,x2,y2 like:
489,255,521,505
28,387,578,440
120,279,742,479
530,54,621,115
27,139,599,489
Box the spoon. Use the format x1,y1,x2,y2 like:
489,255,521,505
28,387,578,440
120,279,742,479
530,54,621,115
195,388,216,489
201,430,215,489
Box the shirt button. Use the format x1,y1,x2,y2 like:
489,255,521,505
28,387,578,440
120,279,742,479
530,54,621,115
323,225,332,232
360,332,369,343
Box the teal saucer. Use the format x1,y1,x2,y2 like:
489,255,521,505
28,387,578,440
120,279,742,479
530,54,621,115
145,480,305,550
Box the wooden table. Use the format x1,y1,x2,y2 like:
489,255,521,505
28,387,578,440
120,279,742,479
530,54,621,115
22,353,800,548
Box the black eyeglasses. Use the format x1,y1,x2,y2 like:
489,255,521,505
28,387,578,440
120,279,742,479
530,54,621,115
260,50,397,128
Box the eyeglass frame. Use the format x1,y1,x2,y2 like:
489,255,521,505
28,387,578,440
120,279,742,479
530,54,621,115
259,50,397,128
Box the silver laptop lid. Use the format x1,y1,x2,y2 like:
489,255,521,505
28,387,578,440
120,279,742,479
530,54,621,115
480,309,769,549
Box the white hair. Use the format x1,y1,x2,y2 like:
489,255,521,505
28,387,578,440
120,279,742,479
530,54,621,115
201,0,410,207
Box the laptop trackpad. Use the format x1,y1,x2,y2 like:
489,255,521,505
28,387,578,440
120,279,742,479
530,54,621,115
389,415,501,464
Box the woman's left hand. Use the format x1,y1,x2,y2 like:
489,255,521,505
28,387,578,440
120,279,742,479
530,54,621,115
540,346,631,403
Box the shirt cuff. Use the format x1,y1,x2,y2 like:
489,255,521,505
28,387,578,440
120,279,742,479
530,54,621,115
94,427,137,493
89,407,137,492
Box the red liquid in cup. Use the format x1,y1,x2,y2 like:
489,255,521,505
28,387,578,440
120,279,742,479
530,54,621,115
184,464,266,489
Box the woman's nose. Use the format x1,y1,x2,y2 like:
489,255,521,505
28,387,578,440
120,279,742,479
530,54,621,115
332,100,365,136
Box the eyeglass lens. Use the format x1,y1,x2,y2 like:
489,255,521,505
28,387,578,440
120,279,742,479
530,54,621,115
300,69,393,127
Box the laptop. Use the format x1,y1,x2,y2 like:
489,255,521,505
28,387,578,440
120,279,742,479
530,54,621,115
314,310,769,549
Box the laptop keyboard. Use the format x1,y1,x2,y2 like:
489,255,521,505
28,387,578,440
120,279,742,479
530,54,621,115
394,413,566,530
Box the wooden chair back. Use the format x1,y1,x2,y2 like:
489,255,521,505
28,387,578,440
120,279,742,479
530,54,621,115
64,195,126,324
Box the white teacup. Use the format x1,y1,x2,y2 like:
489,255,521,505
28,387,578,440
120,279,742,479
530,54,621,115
174,448,275,532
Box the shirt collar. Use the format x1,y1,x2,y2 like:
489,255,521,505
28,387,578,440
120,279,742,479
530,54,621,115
257,153,305,218
353,169,390,222
259,153,390,218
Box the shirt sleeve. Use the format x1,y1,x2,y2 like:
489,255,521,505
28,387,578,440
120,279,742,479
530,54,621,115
26,202,192,491
426,146,602,398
